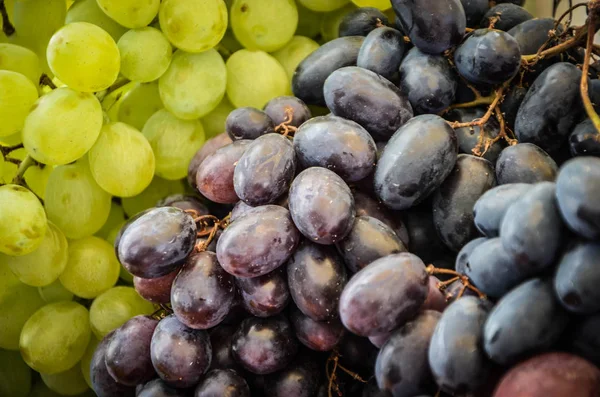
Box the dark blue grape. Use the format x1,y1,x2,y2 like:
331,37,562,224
357,27,405,81
480,4,532,31
264,354,321,397
90,332,136,397
263,96,311,128
445,108,505,163
460,0,489,28
566,313,600,367
290,306,344,351
508,18,556,55
455,237,486,274
137,379,187,397
194,369,250,397
339,7,389,37
323,66,413,141
353,191,410,247
495,143,557,184
500,86,527,130
230,200,256,222
117,207,196,279
235,268,290,317
188,133,233,190
569,119,600,157
156,194,209,215
225,107,275,141
404,204,452,263
473,183,532,237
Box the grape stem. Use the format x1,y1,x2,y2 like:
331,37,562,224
0,143,23,157
184,211,231,252
581,1,600,134
0,0,15,36
39,74,57,90
95,77,130,101
12,155,36,185
275,106,298,137
326,349,368,397
426,265,487,300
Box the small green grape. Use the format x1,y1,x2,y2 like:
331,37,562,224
0,185,47,256
272,36,320,82
116,82,163,131
66,0,128,42
321,3,357,42
47,22,120,93
20,301,91,374
0,161,17,185
88,122,155,197
38,279,74,304
97,0,160,29
296,3,325,39
0,349,32,397
121,176,185,217
0,43,41,85
96,201,126,240
298,0,350,12
41,363,90,396
0,131,23,147
201,96,236,139
351,0,391,9
24,164,55,200
0,70,38,138
118,27,172,83
80,337,100,388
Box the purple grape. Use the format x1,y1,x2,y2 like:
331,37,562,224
421,276,447,312
134,269,180,304
208,325,239,370
194,369,250,397
188,133,233,189
230,201,255,222
136,378,187,397
226,107,275,141
90,332,136,397
156,194,209,215
290,306,345,351
353,191,409,247
264,354,321,397
235,268,290,317
263,96,311,128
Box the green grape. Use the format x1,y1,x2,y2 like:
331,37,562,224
97,0,160,29
41,363,89,396
217,30,244,60
100,80,136,122
2,221,68,287
117,27,172,82
89,286,154,339
116,82,164,131
295,2,324,39
0,161,17,184
38,279,74,304
298,0,350,12
0,70,38,138
95,201,126,239
159,49,227,120
0,185,47,256
0,349,32,397
0,153,3,177
320,3,357,42
66,0,128,42
47,22,120,92
23,87,103,165
45,161,112,239
230,0,298,52
0,43,41,85
80,337,99,388
67,0,75,8
106,221,126,246
88,122,155,197
119,263,134,284
0,131,23,146
121,176,185,216
226,49,290,109
20,301,91,374
272,35,319,81
159,0,227,53
24,164,55,200
201,96,236,139
142,109,206,180
351,0,391,9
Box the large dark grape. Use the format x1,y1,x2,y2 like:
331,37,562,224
150,315,212,388
339,7,389,37
156,194,209,215
391,0,466,54
231,315,298,375
188,133,233,189
117,207,196,279
225,107,275,141
556,157,600,239
374,115,458,210
288,167,355,245
515,63,583,154
404,204,452,262
569,119,600,157
292,36,364,106
445,108,505,163
399,47,458,114
353,191,409,247
287,241,347,321
233,134,296,206
134,269,179,304
460,0,489,28
217,205,300,278
171,251,235,329
455,237,486,274
194,369,250,397
339,253,429,336
375,311,441,397
90,332,136,397
263,96,311,128
495,143,557,184
473,183,532,237
480,4,532,31
137,379,186,397
230,200,256,223
209,325,239,370
566,313,600,367
508,18,556,55
483,278,569,365
235,268,290,317
500,86,527,129
357,27,405,81
293,115,377,183
290,307,344,351
323,66,413,141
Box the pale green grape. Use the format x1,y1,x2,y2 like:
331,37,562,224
67,0,75,8
100,80,136,122
45,161,112,239
20,301,91,374
272,36,319,81
23,87,103,165
2,221,68,287
121,176,185,217
0,349,32,397
0,43,41,85
105,221,133,284
89,286,154,339
95,201,125,239
0,153,3,177
226,49,290,109
38,279,74,303
0,161,17,184
97,0,160,29
298,0,350,12
59,236,120,299
47,22,120,92
24,164,55,200
159,0,227,53
0,185,47,256
118,27,172,82
296,3,325,39
0,131,23,146
201,96,235,139
142,109,206,180
321,3,357,42
80,337,100,388
230,0,298,52
0,70,38,138
351,0,391,9
66,0,128,42
159,49,227,120
41,363,89,396
116,82,163,130
88,122,155,197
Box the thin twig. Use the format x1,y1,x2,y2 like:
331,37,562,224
39,74,57,90
0,143,23,157
426,265,487,299
12,155,36,185
448,86,504,129
581,2,600,134
95,77,130,101
0,0,15,36
522,24,588,65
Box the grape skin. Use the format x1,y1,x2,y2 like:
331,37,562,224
357,27,404,81
235,268,290,318
339,7,389,37
194,369,250,397
495,143,558,184
226,107,275,141
480,3,532,31
290,307,345,352
473,183,532,237
187,133,233,190
554,242,600,314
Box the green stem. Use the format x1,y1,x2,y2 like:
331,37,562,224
12,155,35,185
0,0,15,37
581,8,600,134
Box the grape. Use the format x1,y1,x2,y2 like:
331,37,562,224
392,0,465,54
230,201,258,223
231,315,298,374
157,194,209,214
352,0,391,9
225,107,275,141
292,36,363,106
47,22,120,92
195,369,250,397
137,378,186,397
23,163,54,201
89,332,136,397
556,157,600,239
339,7,388,37
375,311,441,397
150,314,212,387
159,49,226,119
20,301,91,374
115,82,163,131
134,268,179,304
38,279,74,304
500,86,527,130
290,306,344,351
357,27,404,81
66,0,128,42
554,242,600,314
209,325,240,370
234,134,296,206
263,96,312,128
271,36,320,82
235,268,290,317
294,115,377,183
339,253,429,336
480,3,532,31
399,47,458,114
0,349,32,397
79,336,100,388
117,27,172,82
217,205,300,277
0,184,47,256
41,363,90,396
96,0,159,29
421,276,447,313
188,133,233,190
159,0,227,53
299,0,350,12
96,201,126,239
2,221,67,287
320,4,357,42
374,115,458,210
460,0,489,27
88,122,155,197
508,18,556,56
45,161,111,239
566,313,600,367
0,43,41,84
89,286,155,338
473,183,532,237
226,49,290,109
295,3,324,38
445,108,505,163
353,191,410,247
264,354,321,397
0,70,38,138
122,177,185,217
495,143,557,185
569,119,600,157
201,97,236,139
